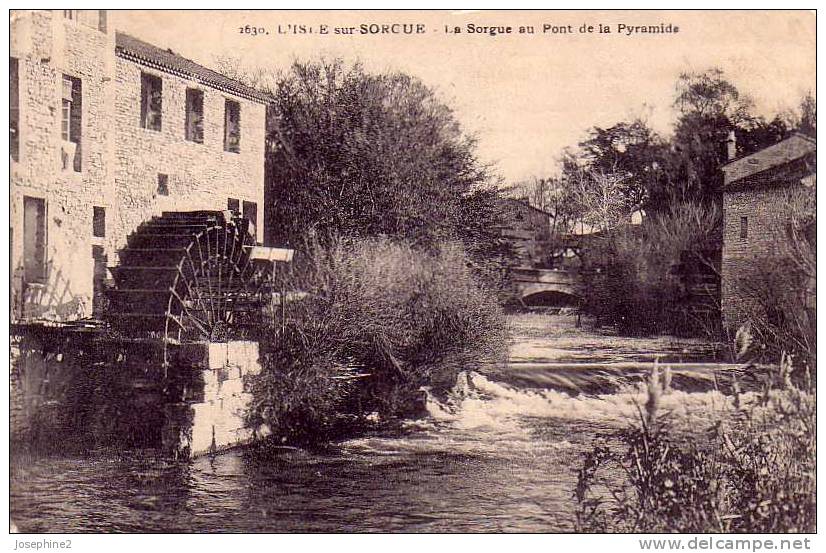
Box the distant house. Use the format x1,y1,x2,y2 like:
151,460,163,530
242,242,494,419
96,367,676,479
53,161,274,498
497,198,552,268
720,132,816,329
497,197,624,271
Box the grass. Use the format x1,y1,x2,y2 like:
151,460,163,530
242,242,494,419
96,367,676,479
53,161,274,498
573,352,816,533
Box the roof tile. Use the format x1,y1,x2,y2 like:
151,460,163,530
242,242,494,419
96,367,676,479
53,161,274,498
723,133,816,186
115,32,270,103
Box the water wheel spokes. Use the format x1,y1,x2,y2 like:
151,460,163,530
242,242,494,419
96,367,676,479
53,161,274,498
107,211,263,366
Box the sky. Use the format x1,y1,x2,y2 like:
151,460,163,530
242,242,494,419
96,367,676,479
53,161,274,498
111,10,816,184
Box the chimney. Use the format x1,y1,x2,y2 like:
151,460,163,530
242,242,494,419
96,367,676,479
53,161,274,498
726,130,737,161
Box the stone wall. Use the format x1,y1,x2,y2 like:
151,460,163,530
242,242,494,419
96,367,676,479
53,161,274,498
164,341,266,458
10,10,267,323
10,10,115,321
111,57,266,256
721,180,805,328
11,327,265,458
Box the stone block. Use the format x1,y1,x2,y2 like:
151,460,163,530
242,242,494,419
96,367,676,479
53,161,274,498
170,340,262,457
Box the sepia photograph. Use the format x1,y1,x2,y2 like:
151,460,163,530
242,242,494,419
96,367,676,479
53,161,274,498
7,8,817,537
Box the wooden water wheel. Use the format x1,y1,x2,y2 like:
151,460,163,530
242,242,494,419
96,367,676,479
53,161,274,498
106,211,270,366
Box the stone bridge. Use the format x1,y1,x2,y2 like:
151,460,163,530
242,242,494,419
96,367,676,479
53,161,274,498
512,267,584,307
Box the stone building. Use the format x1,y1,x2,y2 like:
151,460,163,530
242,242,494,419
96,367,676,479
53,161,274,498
720,132,816,329
10,10,269,323
10,10,278,456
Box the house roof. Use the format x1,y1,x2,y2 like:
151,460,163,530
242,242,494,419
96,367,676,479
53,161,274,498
115,32,271,104
499,197,552,217
723,132,816,187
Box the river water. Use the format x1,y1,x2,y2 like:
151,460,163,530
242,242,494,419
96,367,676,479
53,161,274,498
10,314,729,533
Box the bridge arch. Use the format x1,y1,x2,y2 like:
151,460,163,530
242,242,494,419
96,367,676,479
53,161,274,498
521,289,581,307
511,267,585,308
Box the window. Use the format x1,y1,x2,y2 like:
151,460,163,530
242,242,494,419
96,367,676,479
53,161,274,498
224,100,240,153
157,174,169,196
23,196,47,285
740,216,748,239
10,58,19,162
242,200,258,238
227,198,240,213
185,89,204,143
92,206,105,238
140,73,163,131
61,75,82,172
63,10,106,32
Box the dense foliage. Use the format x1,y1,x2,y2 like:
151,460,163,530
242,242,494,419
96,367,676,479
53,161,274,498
581,201,721,335
516,69,814,338
730,186,816,369
565,69,805,213
211,59,518,441
245,238,507,442
264,60,511,255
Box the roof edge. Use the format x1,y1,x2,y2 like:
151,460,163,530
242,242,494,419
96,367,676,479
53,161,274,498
115,33,271,104
722,131,816,168
723,155,815,192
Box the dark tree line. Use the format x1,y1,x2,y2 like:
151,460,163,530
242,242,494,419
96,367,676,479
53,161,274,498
564,69,814,216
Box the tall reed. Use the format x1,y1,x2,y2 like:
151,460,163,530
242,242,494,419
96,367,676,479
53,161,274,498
574,353,815,533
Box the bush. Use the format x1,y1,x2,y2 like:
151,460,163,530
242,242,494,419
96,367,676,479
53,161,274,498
245,237,507,442
582,201,721,336
574,356,816,533
734,261,816,370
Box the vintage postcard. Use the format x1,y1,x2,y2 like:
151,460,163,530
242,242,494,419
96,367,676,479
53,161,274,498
8,9,816,538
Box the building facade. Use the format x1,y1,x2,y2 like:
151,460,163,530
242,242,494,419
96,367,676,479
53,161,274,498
720,133,816,329
11,10,268,323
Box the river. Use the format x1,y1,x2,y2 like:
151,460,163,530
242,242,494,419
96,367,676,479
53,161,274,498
10,314,728,533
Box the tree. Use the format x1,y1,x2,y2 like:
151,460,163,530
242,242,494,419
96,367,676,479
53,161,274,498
798,92,817,136
673,68,755,124
454,186,520,295
264,59,499,255
565,168,635,234
535,67,808,336
574,119,670,211
557,70,791,214
779,92,817,137
658,68,789,209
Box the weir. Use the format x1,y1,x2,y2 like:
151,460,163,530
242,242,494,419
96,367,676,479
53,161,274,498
493,361,771,395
